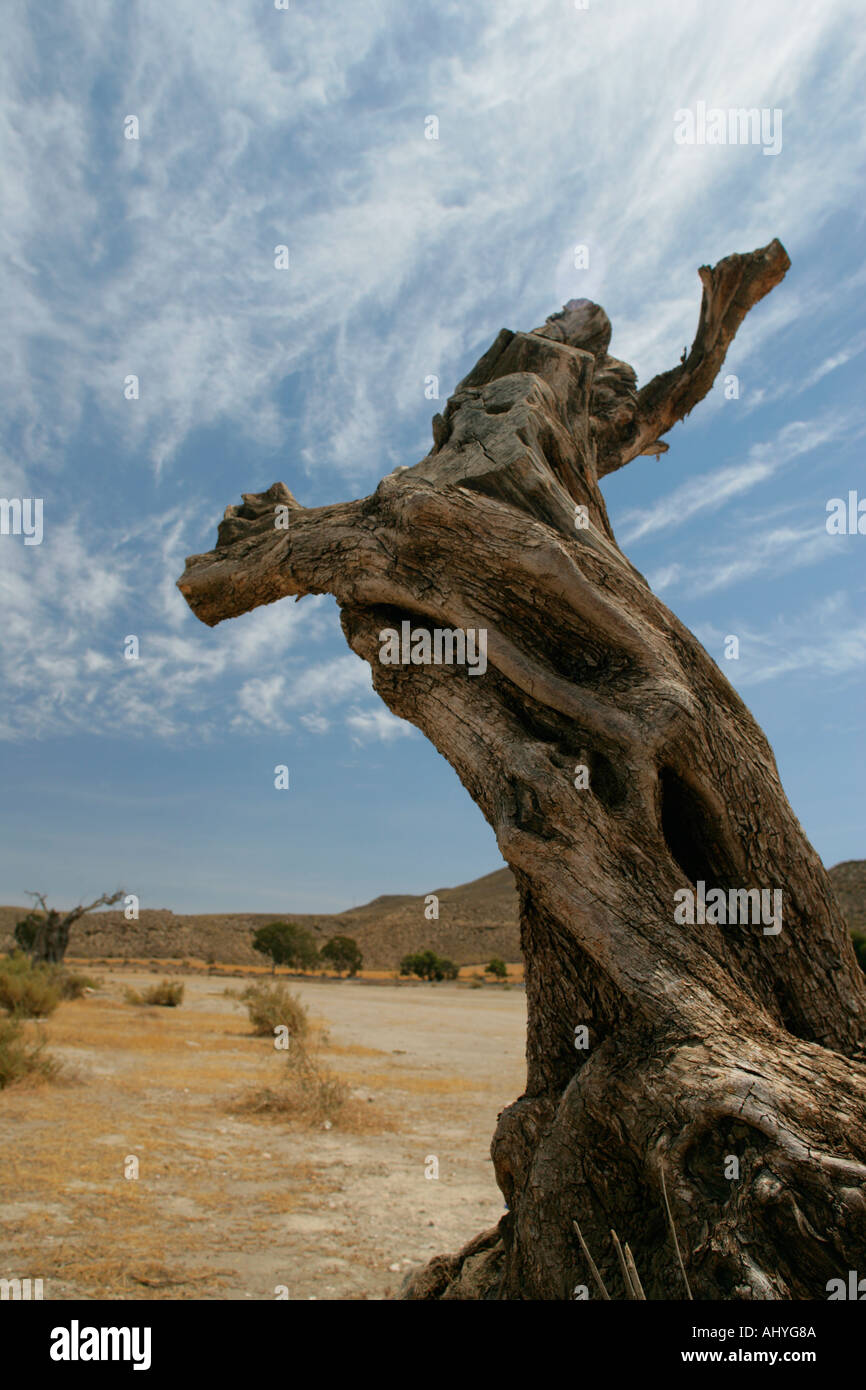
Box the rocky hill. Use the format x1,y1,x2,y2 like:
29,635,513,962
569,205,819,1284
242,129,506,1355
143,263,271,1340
829,860,866,937
1,859,862,971
0,867,520,971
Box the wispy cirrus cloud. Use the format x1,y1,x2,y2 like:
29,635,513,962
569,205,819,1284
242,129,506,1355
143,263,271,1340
3,0,866,755
4,0,866,484
696,593,866,689
620,414,857,546
649,512,843,598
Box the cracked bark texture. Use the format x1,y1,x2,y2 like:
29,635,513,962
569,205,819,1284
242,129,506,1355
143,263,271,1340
178,239,866,1300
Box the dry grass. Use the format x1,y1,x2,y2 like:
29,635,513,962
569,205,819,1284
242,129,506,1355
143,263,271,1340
66,955,526,983
353,1070,479,1095
234,1084,393,1135
229,1022,395,1133
0,964,518,1299
0,955,61,1018
238,981,309,1040
232,1037,349,1127
44,1243,233,1299
124,980,185,1007
0,1015,60,1088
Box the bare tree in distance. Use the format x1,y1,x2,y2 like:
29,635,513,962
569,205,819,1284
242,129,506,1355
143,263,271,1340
21,890,126,966
178,239,866,1300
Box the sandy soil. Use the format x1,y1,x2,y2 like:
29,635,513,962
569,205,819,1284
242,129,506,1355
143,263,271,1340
0,968,526,1300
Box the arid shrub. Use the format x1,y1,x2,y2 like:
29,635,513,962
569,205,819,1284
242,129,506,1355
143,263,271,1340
0,1015,59,1088
0,952,36,976
0,955,61,1018
49,968,101,1000
240,982,309,1040
125,980,184,1007
235,1035,346,1126
149,980,183,1006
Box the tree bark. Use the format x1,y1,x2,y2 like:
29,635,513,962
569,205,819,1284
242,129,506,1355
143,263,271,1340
177,239,866,1300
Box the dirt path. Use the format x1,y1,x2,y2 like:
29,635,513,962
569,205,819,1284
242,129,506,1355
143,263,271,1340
0,970,526,1300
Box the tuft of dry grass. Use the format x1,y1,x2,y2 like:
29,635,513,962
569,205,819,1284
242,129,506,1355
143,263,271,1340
124,980,185,1007
0,953,62,1018
233,1038,347,1127
237,981,309,1040
52,969,102,1000
0,1015,60,1089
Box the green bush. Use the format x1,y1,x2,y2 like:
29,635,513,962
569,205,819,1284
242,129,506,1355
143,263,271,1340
399,950,459,982
485,958,508,980
0,1015,59,1088
0,955,61,1018
240,982,309,1040
852,932,866,974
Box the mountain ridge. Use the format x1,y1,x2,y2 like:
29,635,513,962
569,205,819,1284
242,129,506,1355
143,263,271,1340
1,861,862,971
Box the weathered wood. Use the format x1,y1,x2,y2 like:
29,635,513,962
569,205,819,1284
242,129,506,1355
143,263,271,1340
178,240,866,1299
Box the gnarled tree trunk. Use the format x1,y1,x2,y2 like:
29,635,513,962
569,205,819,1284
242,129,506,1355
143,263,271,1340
24,891,126,965
178,239,866,1300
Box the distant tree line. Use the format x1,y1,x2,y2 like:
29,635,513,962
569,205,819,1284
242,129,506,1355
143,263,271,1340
399,949,458,981
251,922,363,977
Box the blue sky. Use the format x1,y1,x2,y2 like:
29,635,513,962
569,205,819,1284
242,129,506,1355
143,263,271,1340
1,0,864,914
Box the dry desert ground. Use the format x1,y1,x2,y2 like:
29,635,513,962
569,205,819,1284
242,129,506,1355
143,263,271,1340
0,966,526,1300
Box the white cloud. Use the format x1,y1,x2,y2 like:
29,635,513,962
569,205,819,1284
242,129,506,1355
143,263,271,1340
651,522,839,598
803,329,866,389
235,675,289,730
300,713,331,735
620,415,854,546
2,0,866,746
286,654,373,706
700,594,866,688
345,706,416,744
3,0,865,479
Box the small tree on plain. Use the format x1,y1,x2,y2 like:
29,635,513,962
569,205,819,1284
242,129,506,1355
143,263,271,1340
251,921,319,974
320,935,363,977
485,957,508,980
399,950,459,982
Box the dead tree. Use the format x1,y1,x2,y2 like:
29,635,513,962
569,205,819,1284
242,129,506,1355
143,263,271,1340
23,891,125,966
177,239,866,1300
